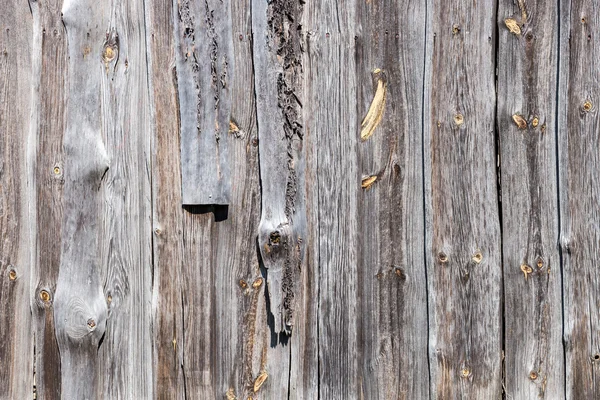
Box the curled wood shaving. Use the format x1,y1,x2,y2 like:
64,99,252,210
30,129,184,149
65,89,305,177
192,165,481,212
253,371,268,392
360,70,387,141
504,18,521,35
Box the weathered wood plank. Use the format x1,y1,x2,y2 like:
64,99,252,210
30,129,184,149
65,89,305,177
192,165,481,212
144,0,187,396
559,0,600,398
304,2,360,398
174,0,233,205
0,1,33,398
497,0,564,397
29,0,67,397
95,0,154,398
424,0,502,397
252,0,306,336
52,1,110,398
354,0,429,398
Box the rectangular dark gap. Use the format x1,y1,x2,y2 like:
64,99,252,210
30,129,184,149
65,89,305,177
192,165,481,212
182,205,229,222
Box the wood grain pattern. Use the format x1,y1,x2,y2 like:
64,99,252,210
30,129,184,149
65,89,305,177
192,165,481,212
497,0,564,398
424,0,502,397
252,0,307,336
174,0,233,205
0,1,33,399
29,0,68,397
52,1,110,398
354,1,429,399
559,0,600,398
96,0,154,398
304,2,361,397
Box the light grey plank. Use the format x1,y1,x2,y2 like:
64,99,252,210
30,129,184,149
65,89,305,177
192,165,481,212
497,0,564,397
174,0,234,205
52,1,110,398
424,0,502,397
559,0,600,398
303,1,361,398
95,0,154,398
0,0,33,398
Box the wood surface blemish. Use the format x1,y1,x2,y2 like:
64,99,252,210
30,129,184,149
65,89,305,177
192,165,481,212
360,68,387,141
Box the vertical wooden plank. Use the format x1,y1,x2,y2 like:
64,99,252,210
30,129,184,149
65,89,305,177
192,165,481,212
96,0,154,398
0,0,33,398
424,0,502,397
145,0,187,396
29,0,67,397
252,0,306,337
497,0,564,398
353,0,429,398
559,1,600,398
174,0,233,205
52,1,110,397
304,2,361,398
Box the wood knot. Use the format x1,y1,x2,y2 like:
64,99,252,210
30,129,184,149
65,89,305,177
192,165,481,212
252,278,263,288
460,368,470,378
361,175,377,190
453,113,464,126
520,263,533,280
532,116,539,127
452,24,461,35
8,268,17,281
239,279,248,289
583,100,593,113
529,371,538,380
504,18,521,35
87,318,96,330
438,252,448,263
512,114,527,129
40,289,52,303
472,251,483,264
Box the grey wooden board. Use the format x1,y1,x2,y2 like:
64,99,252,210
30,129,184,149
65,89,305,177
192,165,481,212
304,1,361,397
0,1,33,399
354,0,429,398
52,1,110,398
424,0,503,398
29,0,68,398
252,0,307,335
559,0,600,398
96,0,154,398
174,0,233,205
497,0,564,398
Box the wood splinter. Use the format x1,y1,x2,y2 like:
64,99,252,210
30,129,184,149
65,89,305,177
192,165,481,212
360,69,387,141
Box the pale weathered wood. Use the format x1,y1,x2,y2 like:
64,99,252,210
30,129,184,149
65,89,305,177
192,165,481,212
304,2,361,397
174,0,234,205
0,1,33,399
354,0,429,398
252,0,307,336
52,1,110,398
95,0,154,398
559,0,600,398
424,0,502,397
497,0,564,397
29,0,67,397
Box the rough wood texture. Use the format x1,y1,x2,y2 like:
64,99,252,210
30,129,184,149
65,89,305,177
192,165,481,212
424,0,502,398
0,1,33,399
174,0,234,205
29,0,67,398
52,1,110,398
304,2,360,397
560,0,600,398
354,0,429,399
96,1,154,398
252,0,307,335
497,0,564,398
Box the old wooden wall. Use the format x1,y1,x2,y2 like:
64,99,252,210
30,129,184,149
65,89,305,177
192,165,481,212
1,0,599,399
